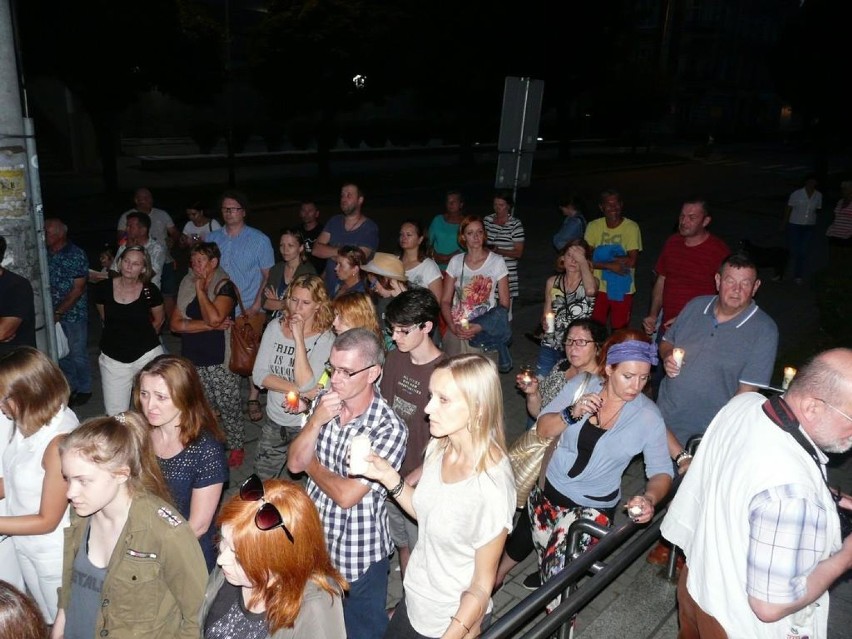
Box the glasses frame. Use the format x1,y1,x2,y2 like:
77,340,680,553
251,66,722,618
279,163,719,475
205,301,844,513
384,323,424,338
238,474,294,543
816,398,852,424
324,361,375,379
565,338,595,347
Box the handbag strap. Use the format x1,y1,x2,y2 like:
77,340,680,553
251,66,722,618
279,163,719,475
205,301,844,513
537,372,593,488
232,282,249,317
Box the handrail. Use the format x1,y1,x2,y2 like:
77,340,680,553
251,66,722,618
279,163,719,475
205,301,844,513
482,474,683,639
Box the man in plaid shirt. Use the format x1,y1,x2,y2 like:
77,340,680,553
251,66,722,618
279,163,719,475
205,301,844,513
289,328,407,639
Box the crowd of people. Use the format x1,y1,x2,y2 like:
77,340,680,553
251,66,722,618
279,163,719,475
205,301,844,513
0,178,850,639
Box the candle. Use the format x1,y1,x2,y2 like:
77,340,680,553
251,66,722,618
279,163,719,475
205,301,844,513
349,434,372,475
459,317,470,330
522,373,532,385
782,366,797,390
285,391,300,410
545,313,555,334
672,348,685,368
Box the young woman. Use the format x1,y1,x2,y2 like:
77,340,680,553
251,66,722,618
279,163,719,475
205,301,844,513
331,291,382,343
0,347,78,623
264,229,317,319
172,242,246,468
537,240,598,377
181,202,221,247
362,354,516,638
135,354,229,571
441,216,510,368
253,274,335,479
94,244,165,414
333,246,367,298
399,220,442,301
200,476,347,639
53,413,208,639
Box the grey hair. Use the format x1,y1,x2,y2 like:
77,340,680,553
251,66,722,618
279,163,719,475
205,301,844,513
333,327,385,368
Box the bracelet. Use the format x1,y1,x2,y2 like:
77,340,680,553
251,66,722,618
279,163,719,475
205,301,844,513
450,616,471,634
561,404,581,426
674,450,693,466
388,478,405,498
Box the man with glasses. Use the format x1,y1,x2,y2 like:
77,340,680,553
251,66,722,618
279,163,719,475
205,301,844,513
207,190,275,464
379,289,445,577
648,252,778,566
288,328,407,639
662,348,852,639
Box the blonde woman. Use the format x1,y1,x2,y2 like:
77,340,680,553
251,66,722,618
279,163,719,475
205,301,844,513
361,354,516,638
252,274,335,479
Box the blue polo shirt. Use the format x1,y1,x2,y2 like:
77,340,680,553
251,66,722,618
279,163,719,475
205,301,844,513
657,295,778,445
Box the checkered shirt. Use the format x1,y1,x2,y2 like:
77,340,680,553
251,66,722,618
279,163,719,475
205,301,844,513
306,390,408,582
747,483,831,603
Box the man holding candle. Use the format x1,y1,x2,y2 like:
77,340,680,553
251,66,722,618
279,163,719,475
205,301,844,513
379,288,446,577
288,328,407,639
662,348,852,639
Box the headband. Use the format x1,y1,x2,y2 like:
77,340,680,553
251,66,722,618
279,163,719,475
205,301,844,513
606,340,659,366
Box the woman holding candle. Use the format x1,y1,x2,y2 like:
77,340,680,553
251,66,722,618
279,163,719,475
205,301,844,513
441,216,510,369
134,354,229,571
537,239,598,377
252,274,335,479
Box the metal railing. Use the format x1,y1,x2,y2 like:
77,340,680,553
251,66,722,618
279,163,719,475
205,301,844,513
482,474,683,639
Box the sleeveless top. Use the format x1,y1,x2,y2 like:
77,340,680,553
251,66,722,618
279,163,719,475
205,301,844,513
541,276,595,349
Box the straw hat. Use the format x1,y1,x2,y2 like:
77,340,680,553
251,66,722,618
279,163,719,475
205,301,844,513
361,253,407,282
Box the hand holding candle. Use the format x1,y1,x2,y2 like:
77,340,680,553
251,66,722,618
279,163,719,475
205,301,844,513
782,366,797,390
459,317,470,330
285,390,300,410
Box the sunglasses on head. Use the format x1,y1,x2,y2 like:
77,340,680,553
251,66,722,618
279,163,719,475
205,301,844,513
239,474,294,543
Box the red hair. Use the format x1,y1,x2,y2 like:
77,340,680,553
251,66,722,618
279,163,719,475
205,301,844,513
217,480,347,632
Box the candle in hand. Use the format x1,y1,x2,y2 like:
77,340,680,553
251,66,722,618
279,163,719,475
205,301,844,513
285,391,300,410
672,348,685,367
459,317,470,330
545,313,555,334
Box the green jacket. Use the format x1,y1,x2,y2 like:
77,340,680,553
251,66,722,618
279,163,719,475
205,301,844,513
58,493,207,639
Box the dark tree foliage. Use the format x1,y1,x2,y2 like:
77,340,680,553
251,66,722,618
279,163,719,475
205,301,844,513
18,0,223,191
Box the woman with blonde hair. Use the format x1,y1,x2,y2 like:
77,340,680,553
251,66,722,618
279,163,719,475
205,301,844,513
94,244,165,414
54,412,207,639
361,354,516,638
252,274,335,479
331,291,382,342
134,354,228,571
0,347,78,624
201,476,347,638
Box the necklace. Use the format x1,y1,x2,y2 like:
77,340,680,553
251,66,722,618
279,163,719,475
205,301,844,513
591,388,625,430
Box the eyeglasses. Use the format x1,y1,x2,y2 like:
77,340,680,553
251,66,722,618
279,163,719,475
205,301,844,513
221,206,244,214
565,338,594,347
384,324,424,337
239,474,294,542
324,361,375,379
816,399,852,424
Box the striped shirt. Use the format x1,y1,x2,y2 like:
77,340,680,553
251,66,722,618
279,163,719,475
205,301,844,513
484,215,525,298
207,225,275,316
306,391,407,582
826,198,852,240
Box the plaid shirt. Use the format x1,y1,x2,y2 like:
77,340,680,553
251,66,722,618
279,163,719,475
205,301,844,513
306,390,408,582
747,483,831,603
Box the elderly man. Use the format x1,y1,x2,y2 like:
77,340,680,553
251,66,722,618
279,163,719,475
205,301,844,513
662,349,852,639
45,218,92,406
288,328,407,639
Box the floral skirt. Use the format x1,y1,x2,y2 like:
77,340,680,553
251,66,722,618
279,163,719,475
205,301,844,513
527,484,611,610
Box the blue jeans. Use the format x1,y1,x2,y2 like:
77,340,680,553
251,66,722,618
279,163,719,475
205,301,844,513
470,306,512,371
787,223,814,279
536,345,563,378
344,557,390,639
59,320,91,393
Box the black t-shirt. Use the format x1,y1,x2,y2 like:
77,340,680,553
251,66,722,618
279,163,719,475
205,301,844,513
303,223,326,274
0,268,37,355
181,281,237,367
204,580,267,639
94,279,163,362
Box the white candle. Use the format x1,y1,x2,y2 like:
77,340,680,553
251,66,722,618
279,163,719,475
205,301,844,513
349,435,372,476
672,348,685,368
459,317,470,330
782,366,797,390
545,313,555,334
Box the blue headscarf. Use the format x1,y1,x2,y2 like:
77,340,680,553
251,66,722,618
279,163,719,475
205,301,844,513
606,340,659,366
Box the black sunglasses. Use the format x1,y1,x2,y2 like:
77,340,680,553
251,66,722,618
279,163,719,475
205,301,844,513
239,474,294,543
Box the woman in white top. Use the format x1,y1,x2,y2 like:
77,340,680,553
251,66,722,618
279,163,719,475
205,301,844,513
361,354,516,638
0,347,78,623
399,220,442,301
440,216,510,359
181,201,221,247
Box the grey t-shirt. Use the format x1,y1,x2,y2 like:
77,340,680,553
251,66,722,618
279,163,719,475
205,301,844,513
657,295,778,445
65,523,107,639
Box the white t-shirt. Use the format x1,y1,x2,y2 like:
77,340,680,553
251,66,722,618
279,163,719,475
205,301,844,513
182,218,222,242
787,187,822,226
118,207,175,259
446,252,508,323
404,449,516,637
405,258,441,290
